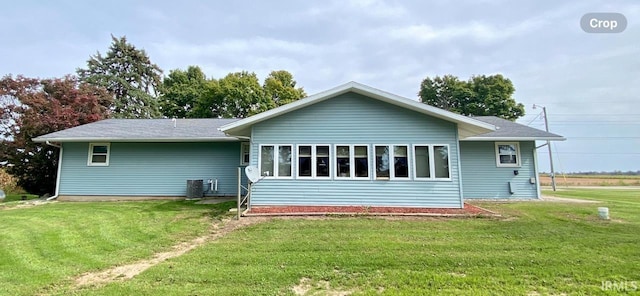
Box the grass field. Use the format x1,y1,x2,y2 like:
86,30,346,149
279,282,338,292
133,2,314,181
0,200,234,296
539,174,640,186
2,190,639,295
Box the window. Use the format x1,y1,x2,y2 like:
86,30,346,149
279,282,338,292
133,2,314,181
240,142,250,165
316,146,330,177
336,145,350,178
496,142,520,167
354,145,369,178
259,145,292,178
434,145,450,179
412,144,451,180
88,143,110,166
393,145,409,178
297,145,331,178
260,145,274,176
278,145,292,177
375,145,390,179
298,146,312,177
414,146,430,178
334,145,369,179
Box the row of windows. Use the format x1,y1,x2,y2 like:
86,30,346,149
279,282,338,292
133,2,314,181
86,142,520,170
258,144,452,181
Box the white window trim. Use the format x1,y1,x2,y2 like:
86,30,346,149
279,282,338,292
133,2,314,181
352,144,371,180
334,144,353,180
391,144,410,180
87,143,110,166
332,144,371,180
240,142,250,166
296,144,314,179
411,144,452,181
258,144,293,179
495,142,521,168
373,144,392,180
432,144,452,181
314,144,332,179
412,144,431,181
296,144,332,179
258,144,275,178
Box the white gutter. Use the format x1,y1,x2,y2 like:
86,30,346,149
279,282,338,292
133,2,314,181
33,137,240,143
44,141,62,200
461,136,566,141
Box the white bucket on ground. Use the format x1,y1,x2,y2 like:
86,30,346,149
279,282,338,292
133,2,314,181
598,207,610,220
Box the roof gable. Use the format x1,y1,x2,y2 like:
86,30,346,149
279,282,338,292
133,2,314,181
220,81,496,138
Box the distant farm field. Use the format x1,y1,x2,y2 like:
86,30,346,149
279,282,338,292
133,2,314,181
540,174,640,186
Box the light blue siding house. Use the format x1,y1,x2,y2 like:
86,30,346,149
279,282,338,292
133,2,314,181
34,82,564,208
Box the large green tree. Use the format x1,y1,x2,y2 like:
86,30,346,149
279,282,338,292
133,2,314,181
213,71,270,118
0,75,111,195
77,35,162,118
263,70,306,107
159,66,215,118
160,69,306,118
419,74,525,120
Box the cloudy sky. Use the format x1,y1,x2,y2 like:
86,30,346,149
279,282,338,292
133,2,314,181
1,0,638,173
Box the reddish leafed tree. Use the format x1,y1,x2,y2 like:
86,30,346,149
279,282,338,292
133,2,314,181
0,75,112,195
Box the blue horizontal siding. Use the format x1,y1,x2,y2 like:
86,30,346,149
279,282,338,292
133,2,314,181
250,92,462,208
59,142,242,197
460,141,538,199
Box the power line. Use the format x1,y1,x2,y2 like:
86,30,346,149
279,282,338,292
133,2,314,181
566,136,640,140
537,152,640,155
525,111,543,126
545,113,640,116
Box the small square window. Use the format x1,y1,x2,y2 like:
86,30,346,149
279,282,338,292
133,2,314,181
496,142,521,167
88,143,110,166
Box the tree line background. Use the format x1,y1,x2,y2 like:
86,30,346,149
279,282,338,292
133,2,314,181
0,35,524,195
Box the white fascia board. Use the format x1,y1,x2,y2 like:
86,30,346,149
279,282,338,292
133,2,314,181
461,136,567,141
220,81,496,135
32,137,241,143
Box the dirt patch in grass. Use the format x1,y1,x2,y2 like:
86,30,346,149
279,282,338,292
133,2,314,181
1,200,54,210
248,203,494,216
541,196,600,203
73,216,269,288
292,277,354,296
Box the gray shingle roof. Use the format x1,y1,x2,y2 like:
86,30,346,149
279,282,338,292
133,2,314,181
33,119,241,142
464,116,565,141
33,116,564,143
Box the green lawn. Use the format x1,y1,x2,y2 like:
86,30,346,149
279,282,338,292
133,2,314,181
0,200,234,296
2,190,639,295
2,193,39,203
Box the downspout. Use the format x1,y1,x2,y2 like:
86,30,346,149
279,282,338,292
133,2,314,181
455,127,465,209
45,141,63,201
533,143,542,199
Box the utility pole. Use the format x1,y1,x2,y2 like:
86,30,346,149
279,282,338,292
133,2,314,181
534,104,556,191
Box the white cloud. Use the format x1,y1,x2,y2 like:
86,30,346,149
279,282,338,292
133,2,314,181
385,17,548,44
306,0,407,19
